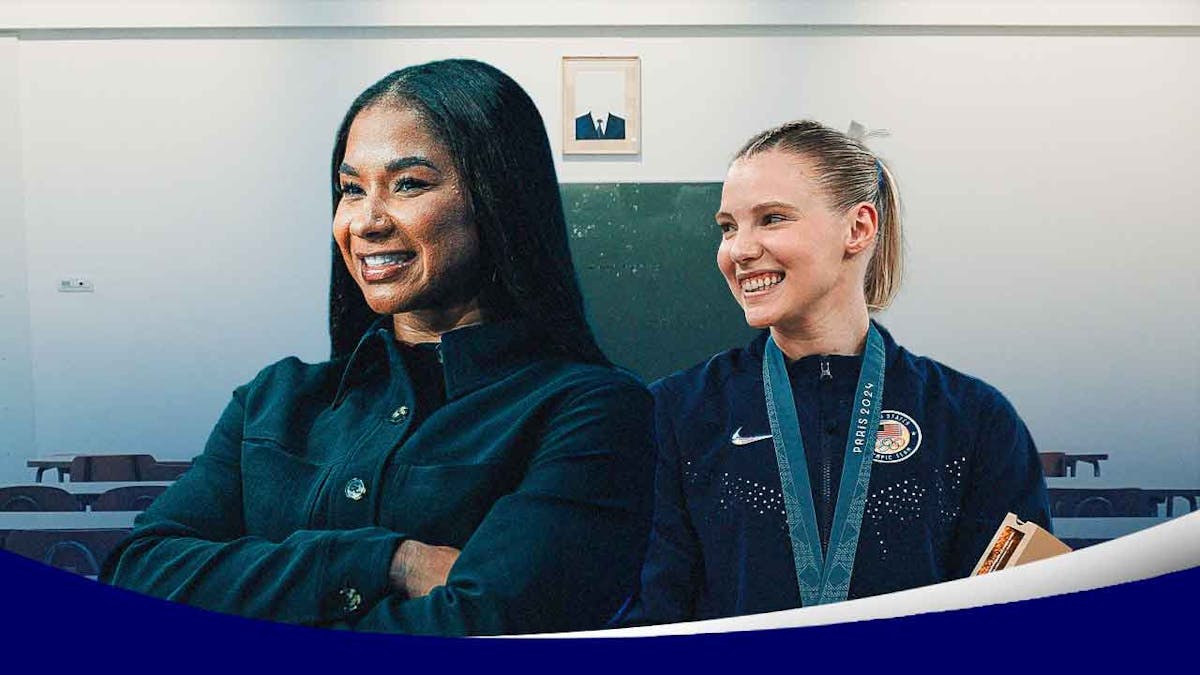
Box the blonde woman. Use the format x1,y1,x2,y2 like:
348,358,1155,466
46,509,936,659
628,120,1050,622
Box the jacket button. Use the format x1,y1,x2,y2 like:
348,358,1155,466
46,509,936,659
388,405,410,423
338,587,362,613
344,477,367,501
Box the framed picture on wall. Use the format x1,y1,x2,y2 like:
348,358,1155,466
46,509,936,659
562,56,640,155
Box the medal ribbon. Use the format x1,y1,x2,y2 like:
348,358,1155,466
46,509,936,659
762,323,886,606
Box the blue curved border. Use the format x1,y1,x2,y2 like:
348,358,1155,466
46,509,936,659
2,550,1191,670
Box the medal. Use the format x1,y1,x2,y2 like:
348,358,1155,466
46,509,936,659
762,323,886,606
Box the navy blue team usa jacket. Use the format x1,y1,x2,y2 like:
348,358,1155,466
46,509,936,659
628,321,1051,623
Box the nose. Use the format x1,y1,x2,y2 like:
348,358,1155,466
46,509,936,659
348,197,395,240
727,227,763,264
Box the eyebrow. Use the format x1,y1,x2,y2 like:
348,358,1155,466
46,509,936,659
714,201,797,221
752,200,797,212
338,156,441,177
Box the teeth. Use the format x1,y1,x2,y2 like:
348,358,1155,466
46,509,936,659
741,273,783,293
364,253,410,267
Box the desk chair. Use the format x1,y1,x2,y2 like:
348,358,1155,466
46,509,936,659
1049,488,1158,517
2,529,130,576
69,454,157,482
0,486,83,512
92,485,168,512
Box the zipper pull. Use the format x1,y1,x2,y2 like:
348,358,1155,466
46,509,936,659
819,358,832,381
434,343,444,364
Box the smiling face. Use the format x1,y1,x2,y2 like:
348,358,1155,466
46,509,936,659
716,149,871,332
334,104,483,333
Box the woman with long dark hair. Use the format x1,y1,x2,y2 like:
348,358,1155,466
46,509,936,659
102,59,654,636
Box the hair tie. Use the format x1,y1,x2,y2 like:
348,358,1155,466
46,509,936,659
875,159,885,192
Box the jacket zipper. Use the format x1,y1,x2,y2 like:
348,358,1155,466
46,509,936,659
819,357,832,555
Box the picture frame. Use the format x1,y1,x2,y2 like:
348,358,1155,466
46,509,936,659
561,56,641,155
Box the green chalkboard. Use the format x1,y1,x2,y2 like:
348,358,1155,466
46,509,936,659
563,183,758,382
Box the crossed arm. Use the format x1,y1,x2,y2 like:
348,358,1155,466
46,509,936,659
101,381,655,635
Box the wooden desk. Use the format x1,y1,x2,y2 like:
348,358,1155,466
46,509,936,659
0,511,139,533
1045,479,1198,489
1064,453,1110,477
25,455,191,482
0,514,1163,544
25,456,74,483
54,481,173,495
1051,516,1170,540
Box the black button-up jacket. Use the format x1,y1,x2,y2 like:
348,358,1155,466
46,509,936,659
101,320,655,635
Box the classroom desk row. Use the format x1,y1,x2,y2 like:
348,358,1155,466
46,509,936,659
26,455,191,483
0,512,1172,540
0,511,141,531
0,513,1180,579
1045,481,1200,517
2,482,174,510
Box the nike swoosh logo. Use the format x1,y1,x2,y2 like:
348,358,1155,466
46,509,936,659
730,427,772,446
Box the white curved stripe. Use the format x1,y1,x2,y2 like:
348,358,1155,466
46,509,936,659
534,512,1200,638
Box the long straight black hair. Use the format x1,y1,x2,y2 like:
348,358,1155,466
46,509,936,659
328,59,607,365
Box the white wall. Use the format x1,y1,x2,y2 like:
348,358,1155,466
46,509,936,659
1,3,1197,485
0,36,36,482
3,0,1198,29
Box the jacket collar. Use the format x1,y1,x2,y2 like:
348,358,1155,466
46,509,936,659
745,319,900,371
333,316,546,408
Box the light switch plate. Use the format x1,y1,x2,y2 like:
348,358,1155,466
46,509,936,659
58,278,94,293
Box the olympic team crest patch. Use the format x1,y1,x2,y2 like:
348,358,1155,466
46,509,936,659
873,410,921,464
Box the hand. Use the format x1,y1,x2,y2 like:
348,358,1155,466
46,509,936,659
389,539,461,599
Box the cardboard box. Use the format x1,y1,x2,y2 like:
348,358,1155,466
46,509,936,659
971,512,1072,575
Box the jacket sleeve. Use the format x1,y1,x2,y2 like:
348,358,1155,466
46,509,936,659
614,380,704,626
332,379,656,635
947,390,1052,577
99,386,404,625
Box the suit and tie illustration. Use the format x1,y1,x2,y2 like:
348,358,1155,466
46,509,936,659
575,112,626,140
